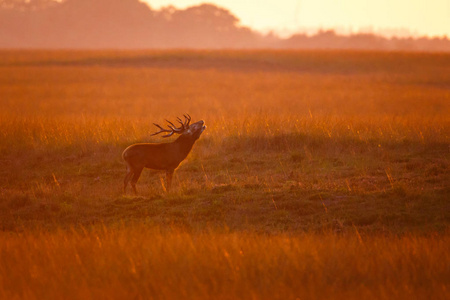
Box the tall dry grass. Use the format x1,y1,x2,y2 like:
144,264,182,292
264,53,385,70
1,225,449,300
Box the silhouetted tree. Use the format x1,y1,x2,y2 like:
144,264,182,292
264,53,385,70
166,4,254,48
174,4,239,31
51,0,154,48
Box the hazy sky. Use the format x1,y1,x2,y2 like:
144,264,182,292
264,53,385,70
144,0,450,37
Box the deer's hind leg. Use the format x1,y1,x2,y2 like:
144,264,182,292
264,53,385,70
123,165,134,193
130,167,144,195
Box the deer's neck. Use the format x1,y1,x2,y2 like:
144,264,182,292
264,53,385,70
174,134,196,158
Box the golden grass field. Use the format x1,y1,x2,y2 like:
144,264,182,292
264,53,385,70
0,50,449,299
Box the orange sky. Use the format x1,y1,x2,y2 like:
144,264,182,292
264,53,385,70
144,0,450,37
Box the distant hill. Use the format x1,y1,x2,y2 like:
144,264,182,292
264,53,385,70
1,0,449,51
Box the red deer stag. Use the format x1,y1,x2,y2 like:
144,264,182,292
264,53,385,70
122,115,206,194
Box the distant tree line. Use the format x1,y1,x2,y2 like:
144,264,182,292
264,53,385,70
1,0,449,51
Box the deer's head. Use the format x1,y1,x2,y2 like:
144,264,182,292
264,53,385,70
151,114,206,140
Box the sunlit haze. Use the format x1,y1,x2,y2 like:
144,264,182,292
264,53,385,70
144,0,450,37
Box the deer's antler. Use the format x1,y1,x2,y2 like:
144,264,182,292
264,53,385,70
151,115,191,138
183,114,191,127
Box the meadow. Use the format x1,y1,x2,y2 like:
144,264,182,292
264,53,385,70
0,50,449,299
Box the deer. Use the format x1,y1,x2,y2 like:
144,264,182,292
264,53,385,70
122,115,206,194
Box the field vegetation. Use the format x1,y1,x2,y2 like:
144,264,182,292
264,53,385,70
0,50,449,299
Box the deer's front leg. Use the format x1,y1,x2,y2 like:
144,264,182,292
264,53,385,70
166,170,174,192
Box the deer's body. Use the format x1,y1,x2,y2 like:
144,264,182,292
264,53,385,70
123,116,205,194
123,136,195,170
